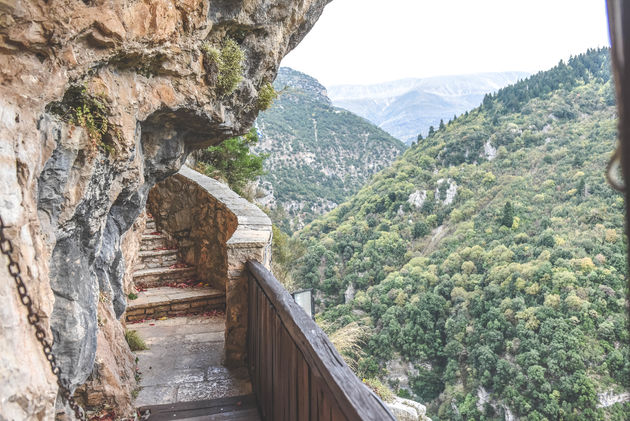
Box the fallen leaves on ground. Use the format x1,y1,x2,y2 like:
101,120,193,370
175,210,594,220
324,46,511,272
166,279,204,288
154,246,177,251
202,309,225,318
168,262,189,269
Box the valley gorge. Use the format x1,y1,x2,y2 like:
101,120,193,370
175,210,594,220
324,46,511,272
1,2,629,421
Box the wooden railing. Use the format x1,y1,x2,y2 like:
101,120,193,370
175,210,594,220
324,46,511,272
247,261,396,421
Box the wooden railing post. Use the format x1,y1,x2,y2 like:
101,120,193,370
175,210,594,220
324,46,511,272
246,261,396,421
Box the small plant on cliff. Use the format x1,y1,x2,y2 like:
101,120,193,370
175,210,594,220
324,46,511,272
196,127,267,197
268,224,305,290
257,82,278,111
125,329,148,351
319,320,365,372
201,38,245,96
362,377,394,403
127,292,138,300
47,85,115,154
71,101,108,143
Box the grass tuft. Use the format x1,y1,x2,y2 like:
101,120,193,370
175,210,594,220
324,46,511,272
362,377,394,403
125,330,148,351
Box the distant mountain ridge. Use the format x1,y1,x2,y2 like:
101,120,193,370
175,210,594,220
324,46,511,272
254,67,406,232
328,72,529,144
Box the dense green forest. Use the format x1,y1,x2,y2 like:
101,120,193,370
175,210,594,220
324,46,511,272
254,68,406,232
288,48,629,420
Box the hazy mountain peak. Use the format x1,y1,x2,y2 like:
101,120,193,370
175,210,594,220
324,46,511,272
275,67,331,105
328,72,530,100
326,71,530,144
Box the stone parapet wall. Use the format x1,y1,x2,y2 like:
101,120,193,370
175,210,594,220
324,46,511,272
147,166,271,366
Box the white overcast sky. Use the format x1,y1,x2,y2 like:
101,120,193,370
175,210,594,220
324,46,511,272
281,0,611,86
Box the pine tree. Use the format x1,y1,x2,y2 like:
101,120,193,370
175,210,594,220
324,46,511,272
501,201,514,227
439,119,445,130
197,127,267,196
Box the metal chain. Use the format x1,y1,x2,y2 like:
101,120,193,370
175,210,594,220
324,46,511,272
0,215,86,420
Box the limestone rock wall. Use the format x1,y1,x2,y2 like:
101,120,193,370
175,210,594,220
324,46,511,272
0,0,330,418
147,166,272,367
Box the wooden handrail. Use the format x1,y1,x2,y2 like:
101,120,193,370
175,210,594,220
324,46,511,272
246,260,396,421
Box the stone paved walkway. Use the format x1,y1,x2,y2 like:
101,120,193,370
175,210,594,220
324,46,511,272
132,314,252,407
131,286,223,308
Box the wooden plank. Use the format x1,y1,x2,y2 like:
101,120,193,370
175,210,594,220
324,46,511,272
265,292,274,420
247,261,396,421
310,376,319,421
297,351,310,421
286,328,298,421
182,409,261,421
255,283,262,403
249,279,260,399
272,315,280,421
331,405,345,421
278,323,291,421
272,312,282,421
319,386,332,421
248,275,254,375
141,393,258,414
256,285,266,419
141,394,259,420
260,289,271,420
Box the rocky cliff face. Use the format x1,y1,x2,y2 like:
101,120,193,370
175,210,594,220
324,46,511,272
0,0,329,418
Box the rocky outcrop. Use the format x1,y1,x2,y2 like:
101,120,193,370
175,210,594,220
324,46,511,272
387,397,431,421
0,0,329,418
597,390,630,408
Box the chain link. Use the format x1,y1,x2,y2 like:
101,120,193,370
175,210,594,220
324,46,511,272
0,215,86,420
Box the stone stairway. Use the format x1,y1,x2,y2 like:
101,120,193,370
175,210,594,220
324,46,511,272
126,216,225,322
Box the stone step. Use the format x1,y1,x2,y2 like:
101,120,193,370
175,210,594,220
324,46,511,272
139,233,168,251
135,249,179,271
133,266,197,288
126,286,225,322
145,219,156,231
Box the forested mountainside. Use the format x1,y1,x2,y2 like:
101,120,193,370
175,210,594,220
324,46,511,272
291,48,630,420
254,67,406,232
328,72,529,145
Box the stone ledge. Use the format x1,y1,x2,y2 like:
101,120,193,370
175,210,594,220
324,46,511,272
133,266,196,278
142,233,167,240
125,286,226,322
227,229,272,248
138,249,178,257
177,166,272,248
